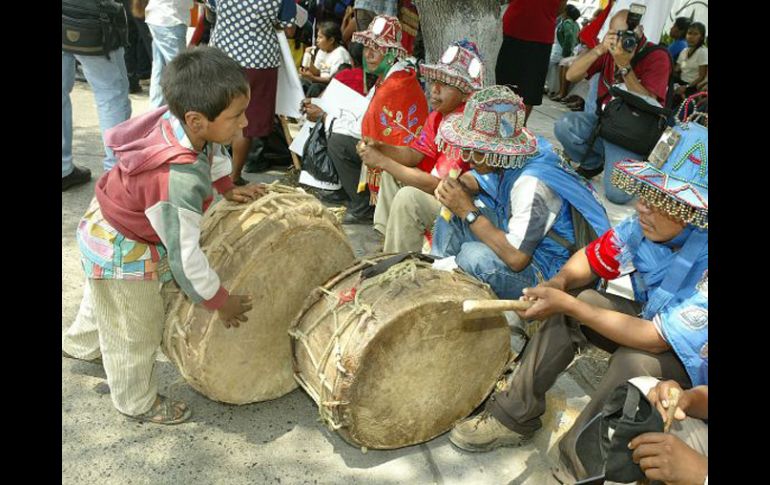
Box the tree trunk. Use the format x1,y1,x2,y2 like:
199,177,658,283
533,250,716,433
414,0,504,85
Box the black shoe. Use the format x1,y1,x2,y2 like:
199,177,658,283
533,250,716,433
243,157,271,173
62,165,92,191
318,189,349,204
342,211,373,225
576,165,604,179
233,176,248,186
129,83,143,94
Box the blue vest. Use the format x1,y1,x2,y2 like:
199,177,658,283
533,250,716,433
615,217,709,386
472,137,610,280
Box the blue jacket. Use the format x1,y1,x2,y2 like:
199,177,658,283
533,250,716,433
472,137,610,280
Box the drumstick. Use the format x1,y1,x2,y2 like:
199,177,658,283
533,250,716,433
663,387,682,433
462,299,534,318
440,168,461,221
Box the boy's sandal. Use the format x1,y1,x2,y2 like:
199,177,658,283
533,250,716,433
125,395,191,425
62,349,103,366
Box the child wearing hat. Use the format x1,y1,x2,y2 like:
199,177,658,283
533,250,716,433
449,113,708,485
356,40,484,252
430,85,610,301
62,46,260,425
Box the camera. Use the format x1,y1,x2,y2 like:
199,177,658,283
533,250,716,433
616,3,646,52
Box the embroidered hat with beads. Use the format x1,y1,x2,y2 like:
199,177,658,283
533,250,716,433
611,118,708,229
419,40,484,94
436,85,538,168
352,15,407,59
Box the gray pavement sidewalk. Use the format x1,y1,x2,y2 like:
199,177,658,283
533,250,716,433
62,82,633,485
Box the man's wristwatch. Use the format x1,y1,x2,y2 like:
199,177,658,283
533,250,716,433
617,65,631,77
464,209,482,225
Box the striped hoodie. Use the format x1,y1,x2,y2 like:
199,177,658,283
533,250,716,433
84,106,235,310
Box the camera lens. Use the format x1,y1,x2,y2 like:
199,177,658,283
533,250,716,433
622,34,637,52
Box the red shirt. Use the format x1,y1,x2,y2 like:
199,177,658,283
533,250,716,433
333,67,365,96
587,41,671,106
502,0,562,44
409,104,470,177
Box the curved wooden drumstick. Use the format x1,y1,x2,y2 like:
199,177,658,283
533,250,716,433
462,299,535,319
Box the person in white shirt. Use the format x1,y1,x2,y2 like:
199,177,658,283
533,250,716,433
674,22,708,101
300,22,352,97
145,0,193,107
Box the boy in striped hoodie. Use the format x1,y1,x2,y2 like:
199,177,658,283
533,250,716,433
62,46,262,425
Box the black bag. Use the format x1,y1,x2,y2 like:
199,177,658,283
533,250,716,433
597,85,672,156
580,44,674,161
62,0,128,58
302,119,339,184
574,381,665,484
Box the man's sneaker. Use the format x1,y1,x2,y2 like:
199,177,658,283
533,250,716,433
449,410,533,452
62,165,92,191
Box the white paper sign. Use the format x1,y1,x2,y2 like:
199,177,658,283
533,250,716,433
289,121,313,156
275,31,306,118
299,170,342,191
315,79,370,127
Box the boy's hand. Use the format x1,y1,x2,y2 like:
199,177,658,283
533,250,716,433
217,294,253,328
629,432,708,485
647,380,689,421
224,184,267,203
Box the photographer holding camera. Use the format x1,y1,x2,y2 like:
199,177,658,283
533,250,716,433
554,7,673,205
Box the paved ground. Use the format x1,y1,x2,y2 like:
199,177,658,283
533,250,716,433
62,81,634,484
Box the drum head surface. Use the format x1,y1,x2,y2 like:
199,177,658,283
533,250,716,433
165,194,354,404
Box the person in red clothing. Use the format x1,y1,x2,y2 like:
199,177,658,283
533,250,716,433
356,40,484,252
497,0,565,125
555,8,673,205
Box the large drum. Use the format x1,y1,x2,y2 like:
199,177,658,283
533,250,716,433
290,254,511,449
163,185,355,404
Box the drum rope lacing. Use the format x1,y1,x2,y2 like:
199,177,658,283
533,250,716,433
164,183,346,401
293,260,433,431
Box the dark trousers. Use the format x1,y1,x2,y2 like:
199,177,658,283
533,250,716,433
486,289,692,478
121,0,153,82
327,133,372,218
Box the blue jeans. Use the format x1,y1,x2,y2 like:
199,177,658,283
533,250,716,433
554,110,640,205
62,49,132,176
147,23,187,108
584,73,599,113
431,208,541,300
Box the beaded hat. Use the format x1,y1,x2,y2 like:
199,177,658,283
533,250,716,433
352,15,407,59
419,40,484,94
436,85,538,168
611,120,708,229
